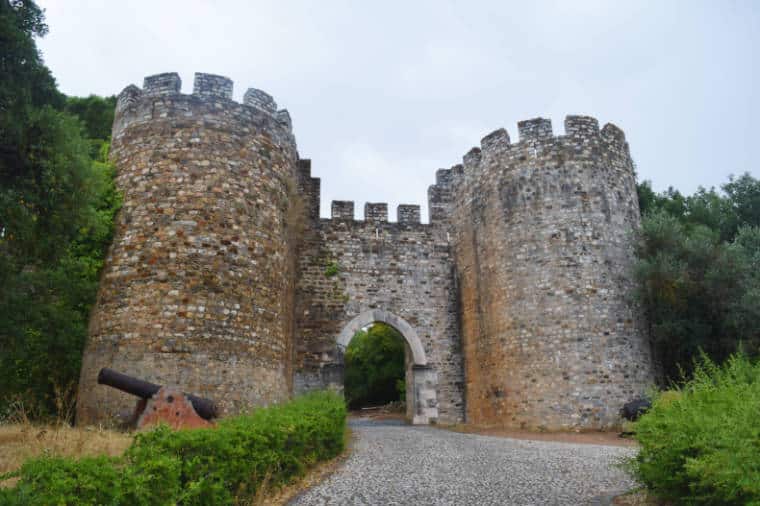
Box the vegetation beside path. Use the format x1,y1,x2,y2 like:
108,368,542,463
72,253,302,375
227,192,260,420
0,392,347,505
626,352,760,505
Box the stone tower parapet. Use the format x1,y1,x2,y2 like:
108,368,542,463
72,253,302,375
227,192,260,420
77,72,299,424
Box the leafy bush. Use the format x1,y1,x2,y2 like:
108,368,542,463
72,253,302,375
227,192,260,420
629,352,760,505
0,392,346,505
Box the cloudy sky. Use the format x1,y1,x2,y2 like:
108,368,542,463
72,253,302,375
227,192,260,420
37,0,758,221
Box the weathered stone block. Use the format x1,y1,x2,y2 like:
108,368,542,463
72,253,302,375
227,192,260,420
364,202,388,222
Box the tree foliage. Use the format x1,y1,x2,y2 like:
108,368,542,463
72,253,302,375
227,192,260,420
64,95,116,141
635,175,760,381
0,0,119,417
344,323,406,409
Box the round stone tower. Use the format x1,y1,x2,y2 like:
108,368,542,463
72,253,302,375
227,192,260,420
77,72,299,424
450,116,655,430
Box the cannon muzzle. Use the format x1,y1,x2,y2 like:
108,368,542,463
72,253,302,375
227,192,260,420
97,368,217,420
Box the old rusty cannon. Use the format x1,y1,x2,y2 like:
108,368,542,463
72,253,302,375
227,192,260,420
97,368,218,429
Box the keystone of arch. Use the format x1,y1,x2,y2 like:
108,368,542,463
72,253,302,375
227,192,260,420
336,309,428,366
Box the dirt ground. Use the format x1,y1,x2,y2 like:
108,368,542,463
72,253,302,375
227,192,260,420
351,409,637,447
442,424,638,447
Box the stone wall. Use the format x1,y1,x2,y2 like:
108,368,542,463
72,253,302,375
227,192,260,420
431,115,655,430
77,73,299,424
293,190,465,424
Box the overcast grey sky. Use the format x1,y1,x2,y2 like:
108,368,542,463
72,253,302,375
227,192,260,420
37,0,758,221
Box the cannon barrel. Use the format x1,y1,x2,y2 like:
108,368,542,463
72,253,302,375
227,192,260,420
97,368,217,420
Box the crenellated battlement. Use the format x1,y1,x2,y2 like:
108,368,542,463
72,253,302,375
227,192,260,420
244,87,277,113
518,117,553,142
192,72,233,99
480,128,510,151
457,114,630,180
397,205,421,224
326,200,424,225
331,200,355,220
364,202,388,222
564,115,600,137
143,72,182,95
113,72,294,142
454,115,629,160
424,114,635,230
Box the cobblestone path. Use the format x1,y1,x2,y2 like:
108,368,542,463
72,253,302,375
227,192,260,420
290,418,636,506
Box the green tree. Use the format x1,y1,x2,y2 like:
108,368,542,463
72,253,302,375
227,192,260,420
723,173,760,231
64,95,116,141
0,0,64,179
0,0,119,417
634,174,760,381
344,323,406,409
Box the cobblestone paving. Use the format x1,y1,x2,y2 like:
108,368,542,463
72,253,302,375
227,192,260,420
290,418,637,506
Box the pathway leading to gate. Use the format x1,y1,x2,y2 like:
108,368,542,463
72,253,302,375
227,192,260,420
290,418,637,506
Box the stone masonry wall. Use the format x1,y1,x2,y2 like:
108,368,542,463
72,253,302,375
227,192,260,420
431,115,655,430
293,191,464,424
77,73,299,424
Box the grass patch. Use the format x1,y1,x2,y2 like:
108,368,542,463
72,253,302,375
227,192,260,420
0,391,346,505
0,424,132,487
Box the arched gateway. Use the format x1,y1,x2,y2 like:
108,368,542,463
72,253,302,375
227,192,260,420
291,193,465,426
336,310,438,424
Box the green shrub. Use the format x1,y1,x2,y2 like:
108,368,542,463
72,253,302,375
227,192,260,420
0,454,181,506
630,352,760,505
0,391,346,505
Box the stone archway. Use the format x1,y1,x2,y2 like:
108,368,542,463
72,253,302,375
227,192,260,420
336,309,438,425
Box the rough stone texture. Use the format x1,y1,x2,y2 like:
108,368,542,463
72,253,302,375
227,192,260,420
290,418,637,505
430,115,655,430
363,202,388,222
397,204,421,224
77,72,299,424
243,88,277,113
78,70,654,430
192,72,233,99
331,200,354,220
143,73,181,96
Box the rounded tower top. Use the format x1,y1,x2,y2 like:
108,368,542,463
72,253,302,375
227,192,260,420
113,72,295,147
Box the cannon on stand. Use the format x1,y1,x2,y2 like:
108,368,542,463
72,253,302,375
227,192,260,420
97,368,218,430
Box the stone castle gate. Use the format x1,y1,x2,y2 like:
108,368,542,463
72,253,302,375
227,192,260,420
291,192,465,424
77,72,654,430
